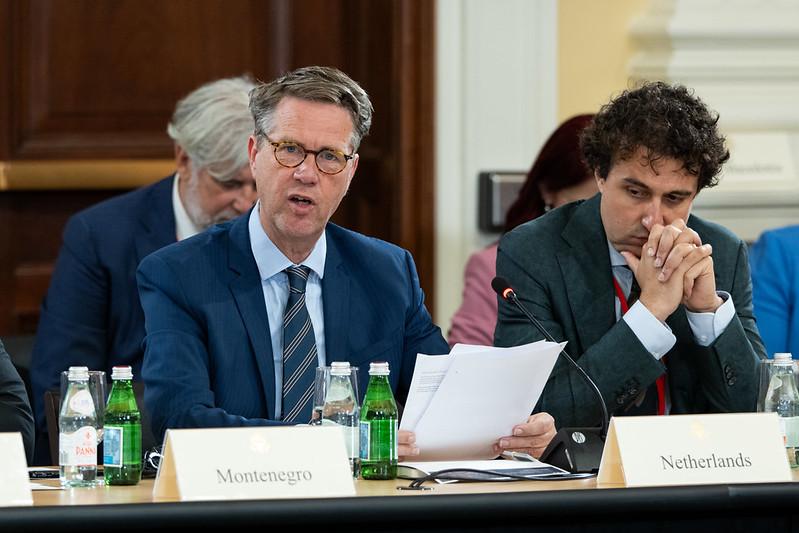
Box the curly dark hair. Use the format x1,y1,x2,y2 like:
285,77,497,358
580,81,729,190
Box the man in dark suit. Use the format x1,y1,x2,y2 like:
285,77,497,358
1,339,34,464
495,82,765,429
138,66,557,458
30,76,258,463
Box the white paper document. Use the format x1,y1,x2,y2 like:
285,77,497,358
400,340,563,461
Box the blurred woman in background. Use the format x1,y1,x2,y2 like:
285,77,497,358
448,114,596,346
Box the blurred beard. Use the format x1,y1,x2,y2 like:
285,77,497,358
183,170,239,229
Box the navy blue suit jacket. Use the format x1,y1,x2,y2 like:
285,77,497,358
750,225,799,357
31,176,176,435
137,212,449,441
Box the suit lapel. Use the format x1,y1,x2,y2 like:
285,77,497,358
135,176,177,261
557,195,616,352
227,212,277,419
322,227,351,364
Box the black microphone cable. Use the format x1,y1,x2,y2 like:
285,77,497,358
491,276,609,438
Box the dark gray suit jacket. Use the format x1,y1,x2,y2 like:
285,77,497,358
0,339,34,463
495,194,765,428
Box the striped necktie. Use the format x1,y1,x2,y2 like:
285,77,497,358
281,266,318,422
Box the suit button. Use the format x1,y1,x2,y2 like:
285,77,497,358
616,396,626,405
629,388,638,396
727,377,737,386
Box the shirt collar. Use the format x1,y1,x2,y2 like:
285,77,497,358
172,172,204,241
607,240,629,268
248,201,326,281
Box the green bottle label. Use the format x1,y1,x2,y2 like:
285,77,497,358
103,426,123,467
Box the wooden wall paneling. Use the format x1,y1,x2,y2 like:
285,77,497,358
0,0,437,334
329,0,397,246
395,0,436,309
0,0,10,160
0,190,125,334
10,0,276,160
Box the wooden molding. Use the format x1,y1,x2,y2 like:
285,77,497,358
0,159,174,190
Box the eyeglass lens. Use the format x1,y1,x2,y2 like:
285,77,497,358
274,143,347,174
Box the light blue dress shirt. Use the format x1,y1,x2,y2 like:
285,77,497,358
248,203,327,419
608,242,736,360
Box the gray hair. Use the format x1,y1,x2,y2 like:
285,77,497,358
249,66,373,152
167,75,256,182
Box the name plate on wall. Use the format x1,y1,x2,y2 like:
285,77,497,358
153,426,356,501
598,413,791,487
0,433,33,507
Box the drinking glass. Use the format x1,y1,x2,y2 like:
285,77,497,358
60,369,108,442
309,365,359,425
757,358,799,412
757,359,775,412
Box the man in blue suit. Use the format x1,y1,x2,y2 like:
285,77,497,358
750,225,799,357
138,66,557,458
30,76,258,463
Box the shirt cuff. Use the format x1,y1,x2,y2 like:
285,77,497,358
623,301,676,360
686,291,734,346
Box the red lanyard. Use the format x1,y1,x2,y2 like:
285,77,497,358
613,274,666,416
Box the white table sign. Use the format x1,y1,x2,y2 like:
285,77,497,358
153,426,356,501
598,413,791,487
0,433,33,507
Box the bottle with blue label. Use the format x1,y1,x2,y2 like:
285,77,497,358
103,366,142,485
359,361,398,480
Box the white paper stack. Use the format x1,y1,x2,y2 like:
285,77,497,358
399,340,563,461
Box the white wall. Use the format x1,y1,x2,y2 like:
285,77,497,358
629,0,799,241
434,0,558,331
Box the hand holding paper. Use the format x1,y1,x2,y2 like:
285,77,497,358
400,340,563,461
494,411,557,458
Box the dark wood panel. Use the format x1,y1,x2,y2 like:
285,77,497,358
0,0,436,335
0,0,10,159
10,0,275,159
0,189,127,334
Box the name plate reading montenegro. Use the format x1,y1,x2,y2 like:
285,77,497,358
0,433,33,507
153,426,356,501
597,413,791,487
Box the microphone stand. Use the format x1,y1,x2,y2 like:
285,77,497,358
493,277,608,474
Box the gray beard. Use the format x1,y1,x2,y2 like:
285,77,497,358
183,172,238,229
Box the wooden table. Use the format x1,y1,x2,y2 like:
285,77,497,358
7,474,799,532
31,476,598,506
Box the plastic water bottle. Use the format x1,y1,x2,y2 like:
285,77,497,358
322,361,360,476
59,366,98,487
359,361,398,480
103,366,142,485
764,352,799,468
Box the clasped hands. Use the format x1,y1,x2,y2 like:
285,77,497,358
621,216,723,322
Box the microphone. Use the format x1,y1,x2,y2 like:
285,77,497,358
492,276,607,474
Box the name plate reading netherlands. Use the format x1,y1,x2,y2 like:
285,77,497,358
0,433,33,507
153,426,356,501
598,413,791,487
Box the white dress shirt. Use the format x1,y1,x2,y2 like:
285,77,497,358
248,202,327,419
172,172,204,241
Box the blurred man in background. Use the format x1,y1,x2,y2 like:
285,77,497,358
30,76,257,463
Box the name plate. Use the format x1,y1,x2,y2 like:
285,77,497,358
598,413,791,487
153,426,356,501
0,433,33,507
